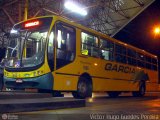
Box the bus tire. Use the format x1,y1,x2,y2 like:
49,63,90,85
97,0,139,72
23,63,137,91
107,92,121,98
132,82,146,97
72,76,92,99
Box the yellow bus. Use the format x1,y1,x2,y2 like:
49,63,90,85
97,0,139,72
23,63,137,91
3,16,159,98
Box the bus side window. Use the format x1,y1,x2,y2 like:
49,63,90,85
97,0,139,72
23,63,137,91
137,52,145,68
81,32,99,57
127,49,137,66
115,44,126,64
151,58,158,71
56,23,76,69
100,39,114,61
151,65,157,70
152,58,157,64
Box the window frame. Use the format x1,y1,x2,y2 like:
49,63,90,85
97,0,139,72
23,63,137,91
54,21,77,70
115,43,127,64
99,37,115,61
81,30,100,58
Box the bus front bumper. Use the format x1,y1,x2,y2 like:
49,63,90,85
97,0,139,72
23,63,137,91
4,73,53,90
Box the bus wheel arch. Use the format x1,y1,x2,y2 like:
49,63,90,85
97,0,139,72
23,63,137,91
72,73,92,99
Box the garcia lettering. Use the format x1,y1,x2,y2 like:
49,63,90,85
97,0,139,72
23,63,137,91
105,63,135,74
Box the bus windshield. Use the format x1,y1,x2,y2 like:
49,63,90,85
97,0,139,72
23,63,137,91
5,17,52,69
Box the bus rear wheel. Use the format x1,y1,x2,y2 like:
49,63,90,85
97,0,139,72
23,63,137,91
132,82,146,97
107,91,121,98
72,76,92,99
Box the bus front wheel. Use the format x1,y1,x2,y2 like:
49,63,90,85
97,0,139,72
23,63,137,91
132,82,146,97
72,76,92,99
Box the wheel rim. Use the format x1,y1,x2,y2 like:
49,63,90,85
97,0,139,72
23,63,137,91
78,82,87,94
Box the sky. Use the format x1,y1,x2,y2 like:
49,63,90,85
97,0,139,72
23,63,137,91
114,0,160,80
114,0,160,56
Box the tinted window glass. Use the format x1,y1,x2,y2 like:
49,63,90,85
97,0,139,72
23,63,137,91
146,63,151,69
146,56,151,63
137,53,145,61
151,65,157,70
56,23,76,69
137,60,145,68
82,32,98,47
152,58,157,64
100,39,114,61
115,44,126,55
128,49,136,58
127,57,137,66
81,32,99,57
100,39,114,51
116,54,126,63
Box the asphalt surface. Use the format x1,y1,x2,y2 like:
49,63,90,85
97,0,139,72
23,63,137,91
3,92,159,120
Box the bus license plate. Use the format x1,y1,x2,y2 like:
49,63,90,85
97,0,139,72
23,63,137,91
16,79,23,83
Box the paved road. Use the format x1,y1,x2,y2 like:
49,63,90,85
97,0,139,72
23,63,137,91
5,93,159,120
